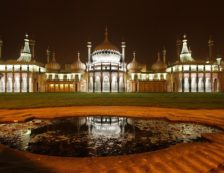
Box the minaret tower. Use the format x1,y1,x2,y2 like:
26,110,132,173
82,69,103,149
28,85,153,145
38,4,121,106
17,34,32,62
162,47,166,64
87,42,92,63
46,48,50,63
77,51,80,61
121,41,126,62
0,37,3,60
52,52,56,62
180,34,194,62
208,36,214,62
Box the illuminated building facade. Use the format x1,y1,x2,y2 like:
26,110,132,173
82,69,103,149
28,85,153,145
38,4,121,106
0,31,223,93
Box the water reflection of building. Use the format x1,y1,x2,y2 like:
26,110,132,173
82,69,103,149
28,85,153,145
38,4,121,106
0,30,224,93
87,117,128,136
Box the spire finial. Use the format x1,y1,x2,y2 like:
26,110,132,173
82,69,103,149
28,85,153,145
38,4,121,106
46,47,50,63
77,51,80,61
105,26,108,41
25,33,28,38
163,47,166,64
52,52,56,62
183,34,187,39
132,51,136,61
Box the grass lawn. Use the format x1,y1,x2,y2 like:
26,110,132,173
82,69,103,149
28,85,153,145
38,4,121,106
0,92,223,109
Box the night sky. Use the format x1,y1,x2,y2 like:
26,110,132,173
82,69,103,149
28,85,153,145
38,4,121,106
0,0,224,68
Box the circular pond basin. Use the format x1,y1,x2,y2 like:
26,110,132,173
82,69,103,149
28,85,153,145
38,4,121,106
0,117,222,157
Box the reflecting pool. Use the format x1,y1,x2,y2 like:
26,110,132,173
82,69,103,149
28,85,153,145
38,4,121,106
0,117,222,157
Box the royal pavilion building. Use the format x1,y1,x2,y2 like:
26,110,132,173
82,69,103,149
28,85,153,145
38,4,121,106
0,29,223,93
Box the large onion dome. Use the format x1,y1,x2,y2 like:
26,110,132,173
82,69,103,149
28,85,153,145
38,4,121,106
45,51,61,71
127,52,145,72
91,28,121,63
71,52,86,72
151,52,167,72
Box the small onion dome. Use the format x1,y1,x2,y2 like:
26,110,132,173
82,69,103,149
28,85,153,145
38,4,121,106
45,52,61,71
71,52,86,72
127,52,145,72
94,27,120,52
151,52,167,72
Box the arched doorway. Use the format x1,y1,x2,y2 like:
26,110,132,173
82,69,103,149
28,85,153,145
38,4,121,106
103,76,110,92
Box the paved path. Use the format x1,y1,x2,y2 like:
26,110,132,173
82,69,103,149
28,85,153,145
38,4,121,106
0,106,224,173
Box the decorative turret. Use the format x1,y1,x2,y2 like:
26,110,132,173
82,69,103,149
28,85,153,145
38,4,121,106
121,41,126,62
151,52,167,72
17,34,32,62
127,52,145,72
180,34,194,62
71,51,86,72
87,41,92,63
162,47,166,64
46,48,50,63
208,36,214,61
45,51,61,71
94,27,120,52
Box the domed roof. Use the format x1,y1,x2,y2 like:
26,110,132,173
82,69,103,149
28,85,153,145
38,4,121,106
94,28,120,52
151,52,167,72
71,52,86,72
127,52,145,72
45,52,61,71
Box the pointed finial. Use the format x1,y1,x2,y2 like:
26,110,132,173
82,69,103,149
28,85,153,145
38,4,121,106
132,51,136,61
77,51,80,61
105,26,108,41
189,46,192,53
46,47,50,63
208,35,214,45
47,47,50,53
25,33,29,39
183,34,187,39
52,52,56,62
163,47,166,64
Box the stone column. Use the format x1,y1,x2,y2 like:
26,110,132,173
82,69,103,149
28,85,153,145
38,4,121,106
27,66,29,93
109,64,112,93
93,66,95,93
196,65,199,92
4,65,7,93
182,65,184,92
189,65,191,92
12,65,15,93
210,65,213,92
101,63,103,92
20,66,22,93
203,65,206,92
117,66,119,92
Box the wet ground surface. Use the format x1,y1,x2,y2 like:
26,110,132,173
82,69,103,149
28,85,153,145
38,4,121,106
0,117,222,157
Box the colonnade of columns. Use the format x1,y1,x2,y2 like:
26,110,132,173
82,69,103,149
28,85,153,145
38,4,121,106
171,64,219,92
87,63,126,93
0,65,34,93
